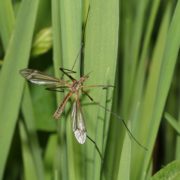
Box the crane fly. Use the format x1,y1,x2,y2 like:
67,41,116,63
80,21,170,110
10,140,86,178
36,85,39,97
19,7,148,162
20,67,148,153
20,67,111,145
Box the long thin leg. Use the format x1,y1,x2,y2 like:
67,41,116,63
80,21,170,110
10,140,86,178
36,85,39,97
82,90,148,151
60,67,75,81
82,90,94,101
59,67,76,74
87,135,103,160
46,87,64,92
53,92,72,119
82,85,115,89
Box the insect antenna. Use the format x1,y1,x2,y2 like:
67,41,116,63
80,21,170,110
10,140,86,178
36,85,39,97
71,5,90,73
59,67,76,81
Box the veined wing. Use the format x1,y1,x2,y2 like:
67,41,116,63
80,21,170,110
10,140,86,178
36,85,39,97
71,99,86,144
20,68,67,86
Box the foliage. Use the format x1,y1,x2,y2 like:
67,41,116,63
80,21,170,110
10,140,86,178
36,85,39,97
0,0,180,180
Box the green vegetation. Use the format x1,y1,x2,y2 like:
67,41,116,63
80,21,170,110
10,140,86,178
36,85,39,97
0,0,180,179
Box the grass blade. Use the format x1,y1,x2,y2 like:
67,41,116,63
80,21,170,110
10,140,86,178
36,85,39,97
0,0,14,50
132,1,180,179
117,125,131,180
151,160,180,180
21,86,45,180
164,112,180,134
19,120,38,180
0,0,40,178
84,0,119,179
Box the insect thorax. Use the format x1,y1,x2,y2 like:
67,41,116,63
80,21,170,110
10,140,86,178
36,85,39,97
71,80,83,92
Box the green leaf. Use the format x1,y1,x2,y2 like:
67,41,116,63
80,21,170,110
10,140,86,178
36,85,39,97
1,1,180,179
21,86,45,180
84,0,119,179
0,0,40,178
117,124,131,180
164,112,180,134
44,134,59,180
19,120,38,180
31,27,52,57
132,1,180,179
151,160,180,180
0,0,15,50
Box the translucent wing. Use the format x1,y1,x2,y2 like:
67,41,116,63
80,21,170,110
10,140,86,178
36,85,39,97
20,68,67,86
71,99,86,144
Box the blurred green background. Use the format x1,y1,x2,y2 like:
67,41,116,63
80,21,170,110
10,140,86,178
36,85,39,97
0,0,180,180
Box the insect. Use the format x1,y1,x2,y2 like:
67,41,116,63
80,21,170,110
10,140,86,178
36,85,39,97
20,67,147,154
20,6,147,154
20,67,112,145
